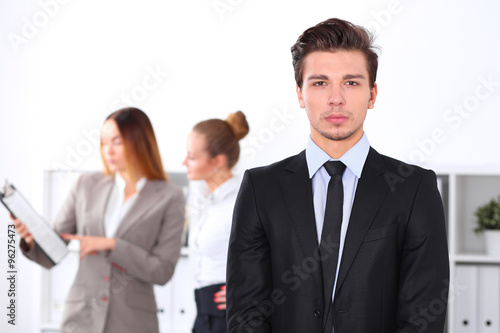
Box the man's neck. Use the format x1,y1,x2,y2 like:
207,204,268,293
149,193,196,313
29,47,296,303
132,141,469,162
310,131,363,159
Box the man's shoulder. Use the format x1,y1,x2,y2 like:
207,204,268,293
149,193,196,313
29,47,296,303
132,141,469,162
246,151,304,178
372,148,437,183
239,152,305,195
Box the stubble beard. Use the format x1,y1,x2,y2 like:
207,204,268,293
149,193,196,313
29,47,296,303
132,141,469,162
316,126,358,141
313,111,362,141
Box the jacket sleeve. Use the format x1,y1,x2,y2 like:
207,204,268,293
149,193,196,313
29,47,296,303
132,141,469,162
21,174,81,269
107,187,185,285
227,170,272,333
396,170,450,333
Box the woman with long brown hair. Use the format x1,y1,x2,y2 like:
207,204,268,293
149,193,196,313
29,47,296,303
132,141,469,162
12,107,185,333
183,111,249,333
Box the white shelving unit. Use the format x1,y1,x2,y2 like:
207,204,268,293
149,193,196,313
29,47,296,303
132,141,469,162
436,167,500,333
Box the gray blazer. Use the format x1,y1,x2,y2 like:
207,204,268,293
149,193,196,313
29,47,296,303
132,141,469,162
22,172,185,333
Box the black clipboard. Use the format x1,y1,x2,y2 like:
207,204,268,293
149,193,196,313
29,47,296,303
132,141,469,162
0,180,68,265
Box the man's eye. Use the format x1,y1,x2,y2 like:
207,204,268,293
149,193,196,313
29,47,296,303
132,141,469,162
314,81,325,86
346,81,358,86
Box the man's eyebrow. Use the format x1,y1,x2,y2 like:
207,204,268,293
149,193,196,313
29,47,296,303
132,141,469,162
306,74,329,82
343,74,366,80
306,74,367,81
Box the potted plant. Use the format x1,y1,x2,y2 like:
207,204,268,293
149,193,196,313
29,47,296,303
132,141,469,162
474,195,500,255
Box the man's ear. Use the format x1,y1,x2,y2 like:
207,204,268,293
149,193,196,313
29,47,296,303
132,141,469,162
296,85,305,109
368,83,378,109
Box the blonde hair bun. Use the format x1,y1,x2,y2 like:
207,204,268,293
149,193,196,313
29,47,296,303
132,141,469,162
226,111,249,140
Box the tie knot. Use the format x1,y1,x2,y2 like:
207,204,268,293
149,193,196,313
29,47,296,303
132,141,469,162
323,161,346,177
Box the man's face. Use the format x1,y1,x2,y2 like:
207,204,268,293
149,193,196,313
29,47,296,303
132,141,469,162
297,50,377,147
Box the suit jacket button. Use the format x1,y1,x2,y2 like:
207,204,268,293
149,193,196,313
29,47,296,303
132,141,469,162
313,309,321,318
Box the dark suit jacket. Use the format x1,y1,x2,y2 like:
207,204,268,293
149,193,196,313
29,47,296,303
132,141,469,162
227,148,449,333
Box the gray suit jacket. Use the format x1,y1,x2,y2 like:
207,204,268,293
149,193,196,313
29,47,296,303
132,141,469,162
22,172,185,333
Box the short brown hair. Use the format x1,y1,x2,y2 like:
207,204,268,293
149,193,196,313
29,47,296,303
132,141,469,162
101,107,167,181
291,18,379,88
193,111,249,169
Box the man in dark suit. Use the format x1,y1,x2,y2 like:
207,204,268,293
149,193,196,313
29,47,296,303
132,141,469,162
226,18,449,333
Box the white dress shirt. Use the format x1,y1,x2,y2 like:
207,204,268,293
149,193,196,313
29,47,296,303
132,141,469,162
187,176,241,289
305,132,370,308
104,173,147,238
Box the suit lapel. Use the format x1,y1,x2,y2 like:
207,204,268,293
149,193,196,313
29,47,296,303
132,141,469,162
87,175,114,237
334,148,389,296
114,180,164,238
279,151,322,289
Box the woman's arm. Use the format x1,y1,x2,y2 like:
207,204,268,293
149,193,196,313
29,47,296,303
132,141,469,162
16,175,81,268
61,234,115,259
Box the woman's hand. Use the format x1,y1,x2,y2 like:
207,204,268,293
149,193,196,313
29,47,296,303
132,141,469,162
10,214,34,250
214,285,226,310
62,234,116,260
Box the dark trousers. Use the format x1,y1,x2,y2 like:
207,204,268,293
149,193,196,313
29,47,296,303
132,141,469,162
193,283,227,333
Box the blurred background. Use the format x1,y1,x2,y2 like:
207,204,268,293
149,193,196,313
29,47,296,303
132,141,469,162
1,0,499,332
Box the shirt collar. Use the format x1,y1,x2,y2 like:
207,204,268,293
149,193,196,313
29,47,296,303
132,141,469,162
115,172,147,193
305,132,370,179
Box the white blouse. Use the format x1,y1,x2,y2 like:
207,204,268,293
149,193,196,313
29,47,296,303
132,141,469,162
104,173,147,238
187,176,241,289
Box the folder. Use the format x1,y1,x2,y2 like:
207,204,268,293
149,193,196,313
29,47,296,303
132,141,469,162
0,179,68,265
455,265,478,333
478,265,500,333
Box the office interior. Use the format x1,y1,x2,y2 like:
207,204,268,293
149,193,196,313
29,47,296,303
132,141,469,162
1,0,500,332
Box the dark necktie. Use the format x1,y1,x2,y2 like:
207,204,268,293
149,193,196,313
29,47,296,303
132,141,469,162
320,161,346,331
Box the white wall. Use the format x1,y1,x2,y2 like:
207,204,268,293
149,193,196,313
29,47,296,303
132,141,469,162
1,0,499,332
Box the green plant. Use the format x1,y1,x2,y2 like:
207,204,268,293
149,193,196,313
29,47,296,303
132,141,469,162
475,195,500,233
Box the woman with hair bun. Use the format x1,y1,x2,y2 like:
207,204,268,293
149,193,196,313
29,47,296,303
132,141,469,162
182,111,249,333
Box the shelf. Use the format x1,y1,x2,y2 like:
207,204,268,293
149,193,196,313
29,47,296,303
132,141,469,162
427,164,500,175
452,253,500,264
451,175,500,254
445,172,500,333
40,322,58,333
